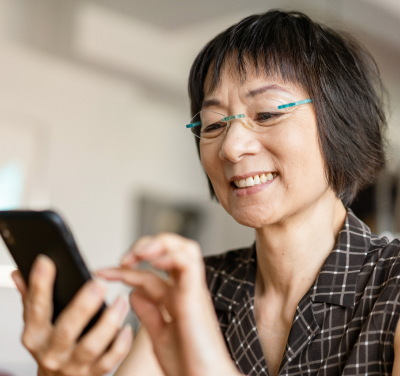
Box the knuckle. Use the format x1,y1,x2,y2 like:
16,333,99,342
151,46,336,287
133,236,152,248
29,275,46,296
75,302,93,317
21,329,38,351
78,365,91,376
29,299,45,318
64,364,88,376
97,358,115,374
188,239,201,253
156,232,176,243
54,322,75,344
79,343,100,360
40,353,60,371
157,232,169,238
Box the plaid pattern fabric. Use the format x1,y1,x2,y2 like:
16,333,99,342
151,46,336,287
204,209,400,375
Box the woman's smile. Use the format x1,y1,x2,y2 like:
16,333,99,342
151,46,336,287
230,172,279,197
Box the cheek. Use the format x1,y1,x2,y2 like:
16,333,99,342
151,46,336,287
200,144,215,177
200,144,222,188
269,119,327,193
200,144,232,209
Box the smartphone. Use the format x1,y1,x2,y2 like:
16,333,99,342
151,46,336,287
0,210,106,337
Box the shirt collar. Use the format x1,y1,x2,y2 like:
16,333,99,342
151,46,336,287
212,209,371,312
310,208,371,308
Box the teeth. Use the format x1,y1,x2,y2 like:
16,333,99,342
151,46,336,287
245,177,254,187
238,179,246,187
234,173,277,188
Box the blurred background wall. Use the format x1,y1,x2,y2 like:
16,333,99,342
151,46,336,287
0,0,399,374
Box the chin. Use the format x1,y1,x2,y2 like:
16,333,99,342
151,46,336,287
229,205,279,229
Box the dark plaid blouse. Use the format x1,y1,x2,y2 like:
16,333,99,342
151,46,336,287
204,210,400,375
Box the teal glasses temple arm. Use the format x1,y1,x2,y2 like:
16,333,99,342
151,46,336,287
186,121,201,129
277,98,312,109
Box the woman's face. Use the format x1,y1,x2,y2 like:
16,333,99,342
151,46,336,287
200,66,333,229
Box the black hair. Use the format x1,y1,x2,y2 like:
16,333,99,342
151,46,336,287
188,10,387,207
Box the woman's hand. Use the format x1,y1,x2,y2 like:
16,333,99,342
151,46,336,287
12,255,133,376
97,234,240,376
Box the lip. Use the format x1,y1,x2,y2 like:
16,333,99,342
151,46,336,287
229,171,276,182
231,174,278,197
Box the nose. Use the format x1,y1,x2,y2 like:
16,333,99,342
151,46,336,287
218,119,262,162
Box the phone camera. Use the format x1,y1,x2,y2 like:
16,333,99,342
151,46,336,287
1,228,15,245
2,229,10,238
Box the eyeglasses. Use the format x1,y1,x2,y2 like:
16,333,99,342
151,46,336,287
186,98,312,140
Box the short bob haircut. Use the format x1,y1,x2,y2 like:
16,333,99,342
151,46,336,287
188,10,387,207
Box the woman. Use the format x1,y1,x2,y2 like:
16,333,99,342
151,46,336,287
11,10,400,376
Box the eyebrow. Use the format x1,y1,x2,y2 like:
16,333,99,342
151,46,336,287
246,84,291,97
202,84,291,108
202,98,220,109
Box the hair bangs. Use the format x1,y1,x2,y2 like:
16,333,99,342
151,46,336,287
200,13,312,102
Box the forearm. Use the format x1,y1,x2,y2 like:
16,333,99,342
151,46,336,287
114,327,165,376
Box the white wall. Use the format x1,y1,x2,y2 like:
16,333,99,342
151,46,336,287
0,14,254,375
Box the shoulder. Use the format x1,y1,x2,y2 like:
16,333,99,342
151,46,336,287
203,245,254,294
364,235,400,283
357,235,400,326
366,237,400,361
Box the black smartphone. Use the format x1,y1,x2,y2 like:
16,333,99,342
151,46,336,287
0,210,106,337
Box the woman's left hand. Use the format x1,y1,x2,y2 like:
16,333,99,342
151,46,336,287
96,233,239,376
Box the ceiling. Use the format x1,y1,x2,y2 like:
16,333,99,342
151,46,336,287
2,0,400,107
90,0,321,29
88,0,398,31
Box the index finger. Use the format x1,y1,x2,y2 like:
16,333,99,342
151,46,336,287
122,234,202,269
137,234,203,273
120,236,153,266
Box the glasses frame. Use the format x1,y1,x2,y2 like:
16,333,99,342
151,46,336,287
186,98,312,139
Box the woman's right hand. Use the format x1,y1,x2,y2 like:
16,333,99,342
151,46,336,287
11,254,133,376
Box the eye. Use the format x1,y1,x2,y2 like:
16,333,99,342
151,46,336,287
256,112,282,122
203,122,226,133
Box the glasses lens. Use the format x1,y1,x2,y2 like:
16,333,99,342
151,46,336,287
188,110,227,139
245,99,288,132
187,100,296,138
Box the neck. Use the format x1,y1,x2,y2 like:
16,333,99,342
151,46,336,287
254,191,347,304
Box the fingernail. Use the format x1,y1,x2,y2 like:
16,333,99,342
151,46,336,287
137,242,159,256
38,254,51,262
113,296,127,314
11,270,18,281
120,253,133,264
35,254,51,274
90,281,104,296
95,268,111,276
120,324,133,341
11,271,20,286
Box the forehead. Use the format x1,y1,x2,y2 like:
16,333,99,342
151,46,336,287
203,60,307,102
